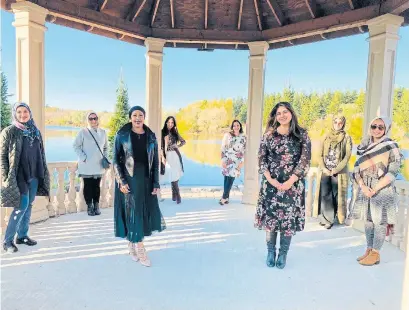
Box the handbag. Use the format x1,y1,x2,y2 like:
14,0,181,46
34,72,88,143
87,128,111,169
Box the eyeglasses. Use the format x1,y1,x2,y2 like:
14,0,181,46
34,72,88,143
89,117,98,121
370,124,385,131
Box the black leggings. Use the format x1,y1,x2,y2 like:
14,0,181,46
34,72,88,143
83,177,102,204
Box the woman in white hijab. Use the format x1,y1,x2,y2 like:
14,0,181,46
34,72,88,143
73,112,108,216
351,116,402,266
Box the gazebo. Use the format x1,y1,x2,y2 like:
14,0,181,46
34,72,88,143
1,0,409,307
2,0,408,205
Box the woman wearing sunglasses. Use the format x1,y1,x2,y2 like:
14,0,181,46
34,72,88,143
73,112,108,216
351,117,402,266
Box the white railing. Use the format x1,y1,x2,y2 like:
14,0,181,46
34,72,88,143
0,162,116,231
1,164,408,254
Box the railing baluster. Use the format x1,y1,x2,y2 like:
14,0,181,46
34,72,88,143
66,166,77,213
56,167,67,215
77,177,87,212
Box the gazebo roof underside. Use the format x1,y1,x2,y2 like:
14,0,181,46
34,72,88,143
3,0,409,50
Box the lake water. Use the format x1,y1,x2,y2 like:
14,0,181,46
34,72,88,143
45,126,409,186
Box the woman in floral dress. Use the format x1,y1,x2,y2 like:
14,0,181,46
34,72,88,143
255,102,311,269
220,120,246,205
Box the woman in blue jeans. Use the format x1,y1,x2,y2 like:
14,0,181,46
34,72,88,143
0,102,50,253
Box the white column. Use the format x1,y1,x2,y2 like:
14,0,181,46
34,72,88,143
363,14,403,134
12,1,49,224
242,41,269,205
144,37,166,138
12,1,48,135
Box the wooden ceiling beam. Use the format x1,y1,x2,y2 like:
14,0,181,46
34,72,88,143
347,0,358,9
305,0,317,18
151,0,162,26
383,0,409,14
263,4,380,42
97,0,108,12
265,0,285,26
238,0,244,30
205,0,208,29
33,0,150,38
253,0,263,30
170,0,175,28
127,0,148,22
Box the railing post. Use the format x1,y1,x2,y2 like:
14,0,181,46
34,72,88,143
47,166,56,217
56,167,67,215
77,178,87,212
67,166,77,213
100,173,107,209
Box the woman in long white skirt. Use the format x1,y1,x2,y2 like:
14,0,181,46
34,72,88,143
161,116,186,204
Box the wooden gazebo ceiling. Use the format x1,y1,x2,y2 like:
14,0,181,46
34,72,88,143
3,0,409,50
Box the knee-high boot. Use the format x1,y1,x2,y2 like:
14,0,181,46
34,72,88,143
171,182,177,201
266,231,278,267
276,234,292,269
174,181,181,204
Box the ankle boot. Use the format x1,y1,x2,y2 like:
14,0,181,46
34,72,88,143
276,235,292,269
171,182,177,201
174,181,181,204
266,231,278,267
94,202,101,216
87,203,95,216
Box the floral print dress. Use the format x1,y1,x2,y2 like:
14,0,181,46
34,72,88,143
255,129,311,236
221,133,247,177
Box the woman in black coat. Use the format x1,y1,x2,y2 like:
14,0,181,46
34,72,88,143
0,102,50,253
113,106,166,267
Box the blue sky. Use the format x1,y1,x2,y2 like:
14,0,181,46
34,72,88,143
1,11,408,112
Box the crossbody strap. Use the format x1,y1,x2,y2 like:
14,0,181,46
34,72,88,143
87,128,105,158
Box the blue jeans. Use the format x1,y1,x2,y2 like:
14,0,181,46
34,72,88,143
4,178,38,243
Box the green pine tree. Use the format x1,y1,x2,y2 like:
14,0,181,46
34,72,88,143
1,72,12,131
107,74,130,158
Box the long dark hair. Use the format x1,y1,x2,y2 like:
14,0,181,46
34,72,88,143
265,102,303,140
230,119,243,136
161,116,180,149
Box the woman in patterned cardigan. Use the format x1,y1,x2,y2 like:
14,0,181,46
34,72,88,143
352,116,402,266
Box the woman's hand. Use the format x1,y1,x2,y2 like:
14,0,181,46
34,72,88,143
222,160,227,169
267,177,281,189
361,184,375,198
279,180,294,191
120,184,130,194
152,188,159,195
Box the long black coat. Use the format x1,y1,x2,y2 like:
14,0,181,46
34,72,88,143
0,125,50,209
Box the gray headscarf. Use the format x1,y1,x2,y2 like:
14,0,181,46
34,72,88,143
358,116,392,151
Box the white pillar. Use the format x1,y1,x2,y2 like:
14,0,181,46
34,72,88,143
144,37,166,138
363,14,403,134
12,0,48,135
242,41,269,205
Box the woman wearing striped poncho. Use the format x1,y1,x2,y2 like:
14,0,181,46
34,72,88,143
352,116,403,266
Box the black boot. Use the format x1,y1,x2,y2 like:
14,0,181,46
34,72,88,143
276,235,292,269
266,231,277,267
3,241,18,253
94,202,101,216
87,203,95,216
174,181,181,204
171,182,177,201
